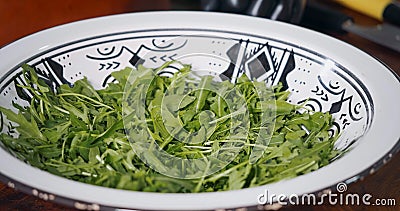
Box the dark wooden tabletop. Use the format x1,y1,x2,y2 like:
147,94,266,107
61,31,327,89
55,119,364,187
0,1,399,211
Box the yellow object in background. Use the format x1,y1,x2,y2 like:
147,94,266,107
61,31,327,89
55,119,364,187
336,0,392,20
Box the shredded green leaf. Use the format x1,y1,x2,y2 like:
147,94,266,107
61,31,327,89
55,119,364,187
0,63,341,193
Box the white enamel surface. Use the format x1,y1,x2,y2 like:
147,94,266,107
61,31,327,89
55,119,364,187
0,12,399,210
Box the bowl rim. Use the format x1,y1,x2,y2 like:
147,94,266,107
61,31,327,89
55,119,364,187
0,11,399,210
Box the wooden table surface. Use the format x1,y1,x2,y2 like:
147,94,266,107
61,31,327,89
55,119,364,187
0,1,399,210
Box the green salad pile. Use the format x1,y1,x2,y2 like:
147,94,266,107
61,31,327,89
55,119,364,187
0,62,340,193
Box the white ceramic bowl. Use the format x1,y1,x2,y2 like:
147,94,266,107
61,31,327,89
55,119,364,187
0,11,399,210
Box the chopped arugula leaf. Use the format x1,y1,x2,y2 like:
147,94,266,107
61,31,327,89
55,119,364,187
0,63,341,192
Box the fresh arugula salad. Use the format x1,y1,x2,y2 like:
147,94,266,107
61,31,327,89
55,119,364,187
0,62,340,193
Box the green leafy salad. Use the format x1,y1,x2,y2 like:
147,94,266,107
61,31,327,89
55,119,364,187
0,62,340,193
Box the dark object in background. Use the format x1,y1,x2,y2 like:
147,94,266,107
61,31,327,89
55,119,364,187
200,0,219,11
200,0,307,24
301,1,352,33
222,0,250,13
300,1,400,53
383,1,400,26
